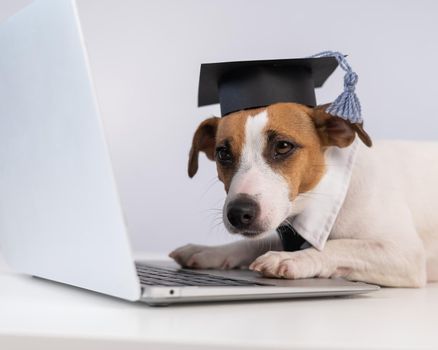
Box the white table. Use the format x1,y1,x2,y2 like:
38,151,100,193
0,255,437,350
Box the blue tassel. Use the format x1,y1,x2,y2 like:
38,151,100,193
311,51,362,124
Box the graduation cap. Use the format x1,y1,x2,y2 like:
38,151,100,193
198,51,363,124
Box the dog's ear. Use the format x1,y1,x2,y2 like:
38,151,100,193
311,104,372,148
188,117,220,178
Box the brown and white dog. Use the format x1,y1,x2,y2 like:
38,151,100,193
170,102,438,287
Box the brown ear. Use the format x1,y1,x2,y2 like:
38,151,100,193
188,117,220,178
311,104,372,148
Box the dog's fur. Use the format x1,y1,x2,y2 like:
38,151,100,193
170,102,438,287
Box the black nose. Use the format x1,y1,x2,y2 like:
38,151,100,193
226,195,260,230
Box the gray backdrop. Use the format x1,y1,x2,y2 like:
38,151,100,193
1,0,437,254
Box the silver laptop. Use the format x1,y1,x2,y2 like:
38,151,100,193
0,0,378,305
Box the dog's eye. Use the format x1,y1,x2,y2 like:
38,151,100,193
216,147,233,165
274,141,294,157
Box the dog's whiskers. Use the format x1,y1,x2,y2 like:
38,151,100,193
204,208,222,212
298,192,332,199
200,177,220,199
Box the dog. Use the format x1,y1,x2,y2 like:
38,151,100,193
170,102,438,287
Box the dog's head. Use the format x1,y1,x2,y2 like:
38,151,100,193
188,102,371,238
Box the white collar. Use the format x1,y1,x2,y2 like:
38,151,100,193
289,138,359,251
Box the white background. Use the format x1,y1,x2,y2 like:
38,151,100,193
1,0,437,254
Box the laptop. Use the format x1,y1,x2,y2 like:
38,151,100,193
0,0,378,305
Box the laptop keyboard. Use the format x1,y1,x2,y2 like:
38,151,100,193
135,263,269,287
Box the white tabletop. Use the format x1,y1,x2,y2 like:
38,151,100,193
0,255,437,350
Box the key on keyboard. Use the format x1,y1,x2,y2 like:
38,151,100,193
135,263,270,286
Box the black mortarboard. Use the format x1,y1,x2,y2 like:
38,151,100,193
198,56,338,117
197,51,363,124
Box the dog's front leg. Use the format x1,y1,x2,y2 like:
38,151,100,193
249,239,427,287
170,232,282,269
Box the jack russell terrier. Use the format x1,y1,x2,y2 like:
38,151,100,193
170,102,438,287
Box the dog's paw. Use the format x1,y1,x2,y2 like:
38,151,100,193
169,243,245,270
249,250,322,279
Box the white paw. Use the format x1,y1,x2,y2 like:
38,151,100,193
169,243,245,270
249,250,321,279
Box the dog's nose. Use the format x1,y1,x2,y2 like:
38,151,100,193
226,195,260,230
